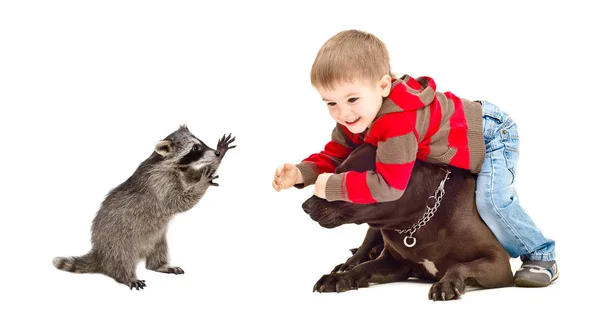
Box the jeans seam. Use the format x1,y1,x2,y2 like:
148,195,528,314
489,149,533,255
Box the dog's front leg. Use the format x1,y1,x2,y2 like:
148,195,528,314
314,247,411,293
331,227,384,273
429,255,513,301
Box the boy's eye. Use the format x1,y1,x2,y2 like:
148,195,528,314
327,102,337,107
348,97,359,103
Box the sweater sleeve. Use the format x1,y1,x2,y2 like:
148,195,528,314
294,123,357,188
325,113,418,203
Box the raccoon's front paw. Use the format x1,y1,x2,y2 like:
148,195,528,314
209,175,219,187
128,279,146,290
200,168,219,186
217,133,236,157
198,166,219,186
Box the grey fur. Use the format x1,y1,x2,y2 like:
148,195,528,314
53,125,236,290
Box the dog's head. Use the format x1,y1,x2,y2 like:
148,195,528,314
301,144,384,228
301,143,447,229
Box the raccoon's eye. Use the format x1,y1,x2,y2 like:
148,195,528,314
192,145,199,151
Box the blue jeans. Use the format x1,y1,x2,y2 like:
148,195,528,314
475,101,555,262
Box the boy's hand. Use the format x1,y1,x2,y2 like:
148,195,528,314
273,163,302,191
314,173,333,199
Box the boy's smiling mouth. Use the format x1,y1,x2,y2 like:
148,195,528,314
345,117,361,125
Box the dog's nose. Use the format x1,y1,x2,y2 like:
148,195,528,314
302,201,310,214
215,150,221,157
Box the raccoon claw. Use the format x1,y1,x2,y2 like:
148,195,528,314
209,175,219,186
129,280,146,290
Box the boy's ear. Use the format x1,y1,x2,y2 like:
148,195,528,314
379,75,392,97
155,140,174,156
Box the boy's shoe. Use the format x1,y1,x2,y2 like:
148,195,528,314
514,260,558,287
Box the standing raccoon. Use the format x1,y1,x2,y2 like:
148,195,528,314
53,125,235,290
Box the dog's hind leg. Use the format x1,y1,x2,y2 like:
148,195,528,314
314,248,411,293
331,227,384,273
429,255,513,301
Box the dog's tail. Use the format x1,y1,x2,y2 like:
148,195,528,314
53,252,99,274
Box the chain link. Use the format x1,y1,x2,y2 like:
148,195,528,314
396,167,451,239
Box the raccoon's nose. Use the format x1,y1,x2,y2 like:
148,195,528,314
215,150,221,157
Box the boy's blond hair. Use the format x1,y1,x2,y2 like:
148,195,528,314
310,29,391,90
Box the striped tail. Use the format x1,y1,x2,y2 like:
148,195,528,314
53,253,98,274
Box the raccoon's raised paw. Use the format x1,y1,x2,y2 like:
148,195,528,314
128,280,146,291
217,133,236,155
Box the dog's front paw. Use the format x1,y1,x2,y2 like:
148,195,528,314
429,278,465,301
331,246,383,273
313,272,369,293
331,262,357,274
331,253,364,273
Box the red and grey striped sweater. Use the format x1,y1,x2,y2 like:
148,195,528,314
296,74,485,204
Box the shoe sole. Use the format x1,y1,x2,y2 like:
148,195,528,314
514,273,559,288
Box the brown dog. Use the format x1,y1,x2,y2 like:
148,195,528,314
302,144,513,300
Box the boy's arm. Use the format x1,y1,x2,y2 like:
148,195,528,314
325,113,418,203
294,123,358,188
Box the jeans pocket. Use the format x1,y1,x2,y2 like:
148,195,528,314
482,114,503,144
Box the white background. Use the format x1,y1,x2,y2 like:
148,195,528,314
1,0,597,319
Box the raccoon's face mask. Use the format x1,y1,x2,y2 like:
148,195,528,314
154,125,219,170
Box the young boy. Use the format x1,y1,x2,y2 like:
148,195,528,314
272,29,557,287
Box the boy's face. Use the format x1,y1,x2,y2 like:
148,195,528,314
317,76,391,134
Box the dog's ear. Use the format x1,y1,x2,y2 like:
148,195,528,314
337,144,377,173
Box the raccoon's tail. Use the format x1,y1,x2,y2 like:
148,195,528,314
53,252,99,274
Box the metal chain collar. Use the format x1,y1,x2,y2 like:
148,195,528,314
396,167,451,248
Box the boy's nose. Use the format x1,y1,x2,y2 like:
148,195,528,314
337,111,351,120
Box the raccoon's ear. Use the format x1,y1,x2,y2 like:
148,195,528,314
180,123,189,131
155,140,173,156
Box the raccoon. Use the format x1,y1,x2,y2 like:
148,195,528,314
53,125,235,290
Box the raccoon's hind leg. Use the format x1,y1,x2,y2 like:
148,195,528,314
99,250,147,290
146,233,184,275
